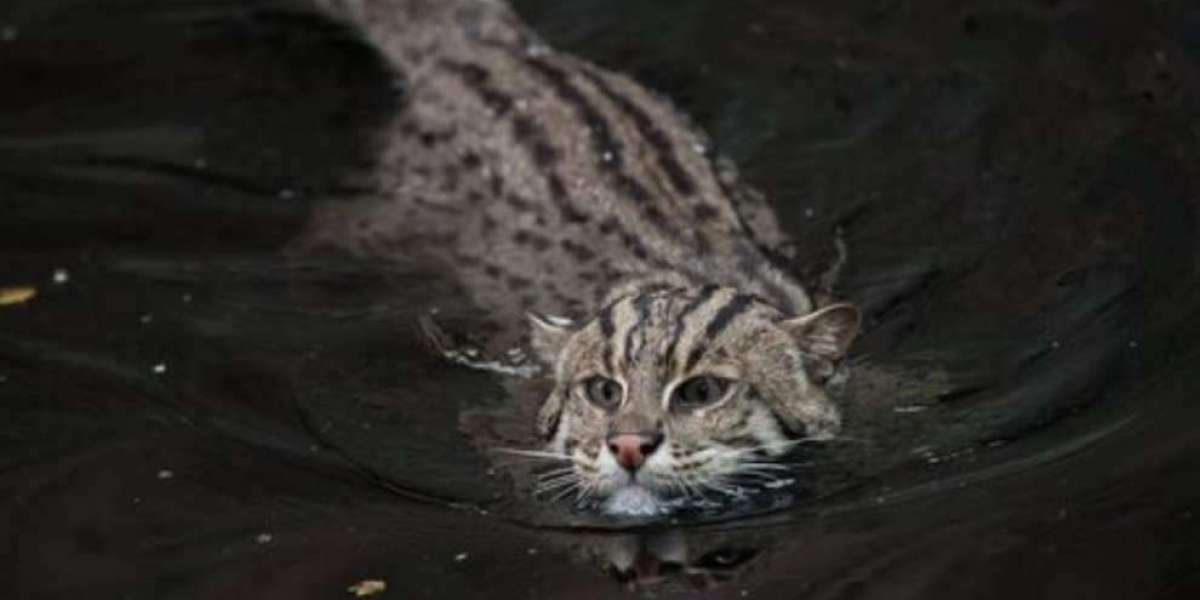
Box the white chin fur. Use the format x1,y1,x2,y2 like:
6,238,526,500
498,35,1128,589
603,486,662,516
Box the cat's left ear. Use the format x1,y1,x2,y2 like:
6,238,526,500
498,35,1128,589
779,303,860,362
527,312,575,366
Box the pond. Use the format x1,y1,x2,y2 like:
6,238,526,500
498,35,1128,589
3,0,1199,597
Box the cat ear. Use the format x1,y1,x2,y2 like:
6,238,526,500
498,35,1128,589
779,303,860,362
527,312,575,365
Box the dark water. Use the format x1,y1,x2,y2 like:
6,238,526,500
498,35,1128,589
3,0,1200,597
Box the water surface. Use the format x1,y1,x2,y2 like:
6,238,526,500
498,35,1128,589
3,0,1200,597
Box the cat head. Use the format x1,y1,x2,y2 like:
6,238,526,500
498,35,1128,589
528,285,858,514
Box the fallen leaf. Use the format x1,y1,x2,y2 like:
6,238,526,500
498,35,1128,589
347,579,387,597
0,286,36,306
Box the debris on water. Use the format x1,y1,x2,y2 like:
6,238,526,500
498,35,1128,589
277,188,296,200
193,157,208,170
140,314,154,324
442,349,541,378
0,286,37,306
526,548,538,556
255,532,273,544
52,268,70,284
182,293,193,303
157,469,174,480
692,142,707,155
152,363,167,374
803,207,816,218
893,405,928,414
347,579,387,597
453,552,469,562
1128,340,1140,348
1,26,18,42
762,478,794,490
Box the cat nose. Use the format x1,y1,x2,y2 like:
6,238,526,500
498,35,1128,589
606,432,664,472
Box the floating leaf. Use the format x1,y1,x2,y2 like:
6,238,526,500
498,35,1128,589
0,286,37,306
347,579,387,597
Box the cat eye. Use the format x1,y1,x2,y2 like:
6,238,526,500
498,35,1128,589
671,376,731,410
581,376,622,410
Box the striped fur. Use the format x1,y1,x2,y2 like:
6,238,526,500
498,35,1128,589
299,0,859,513
532,286,853,513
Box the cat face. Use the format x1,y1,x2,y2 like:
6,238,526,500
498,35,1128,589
529,286,858,514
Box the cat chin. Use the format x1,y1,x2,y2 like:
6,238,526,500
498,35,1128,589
602,485,664,516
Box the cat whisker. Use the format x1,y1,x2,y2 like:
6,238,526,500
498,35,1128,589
535,470,578,487
537,474,579,490
678,474,707,501
658,475,686,500
731,469,783,480
536,466,577,479
537,479,579,497
698,476,739,498
491,447,574,461
732,459,793,471
547,480,582,503
674,477,698,501
575,480,600,506
534,468,580,496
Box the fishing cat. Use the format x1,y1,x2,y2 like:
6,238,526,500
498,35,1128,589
299,0,860,515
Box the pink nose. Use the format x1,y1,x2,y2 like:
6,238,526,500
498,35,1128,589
606,433,664,472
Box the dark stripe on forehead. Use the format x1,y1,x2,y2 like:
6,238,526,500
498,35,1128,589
597,301,617,372
684,293,756,372
663,284,721,369
623,293,655,367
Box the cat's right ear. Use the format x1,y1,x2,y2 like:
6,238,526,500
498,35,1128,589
778,303,860,362
527,312,575,366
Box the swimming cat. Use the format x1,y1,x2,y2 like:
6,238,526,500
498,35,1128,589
301,0,859,514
